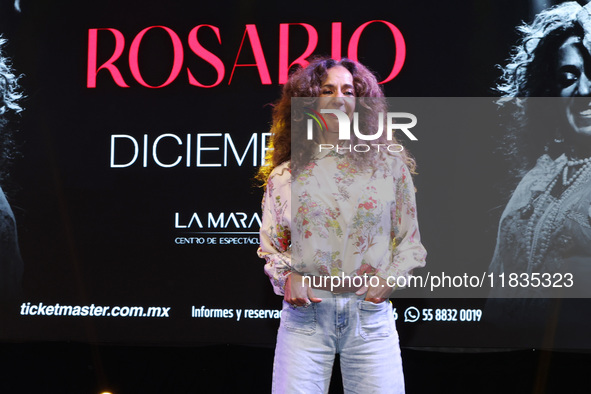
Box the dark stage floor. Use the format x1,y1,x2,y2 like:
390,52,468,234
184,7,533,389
1,343,590,393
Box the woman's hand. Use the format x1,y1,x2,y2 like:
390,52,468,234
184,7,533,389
355,276,394,303
284,272,322,307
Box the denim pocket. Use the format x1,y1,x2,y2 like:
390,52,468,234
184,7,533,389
281,301,317,335
358,300,394,340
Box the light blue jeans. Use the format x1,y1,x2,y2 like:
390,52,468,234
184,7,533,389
272,290,404,393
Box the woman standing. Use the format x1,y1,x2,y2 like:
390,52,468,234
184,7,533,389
257,57,426,393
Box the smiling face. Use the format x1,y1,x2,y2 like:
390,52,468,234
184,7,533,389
316,65,356,144
557,36,591,138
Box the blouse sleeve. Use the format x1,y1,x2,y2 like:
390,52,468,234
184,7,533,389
257,164,292,296
377,160,427,281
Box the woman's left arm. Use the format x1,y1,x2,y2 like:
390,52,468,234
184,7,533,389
361,160,427,302
384,161,427,279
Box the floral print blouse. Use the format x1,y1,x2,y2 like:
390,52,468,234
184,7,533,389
258,149,427,295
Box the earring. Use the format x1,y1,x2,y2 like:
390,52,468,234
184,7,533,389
553,127,564,144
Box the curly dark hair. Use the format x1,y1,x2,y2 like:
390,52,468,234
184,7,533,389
496,2,587,177
0,36,23,186
256,56,415,186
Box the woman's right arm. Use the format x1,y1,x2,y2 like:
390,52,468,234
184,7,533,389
258,164,321,305
257,166,293,296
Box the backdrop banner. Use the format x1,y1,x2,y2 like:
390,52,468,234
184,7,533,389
0,0,588,349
